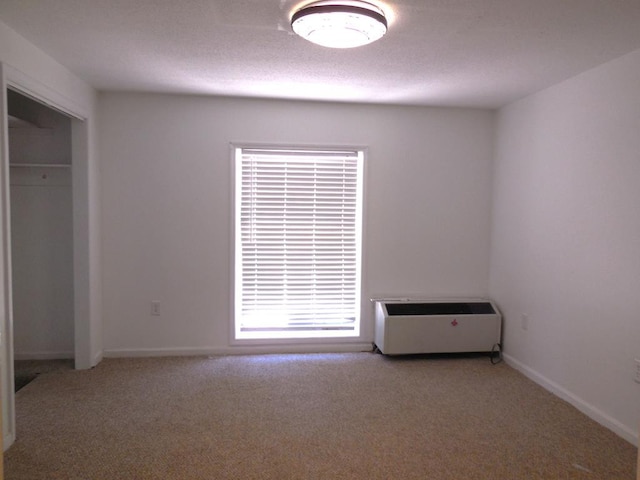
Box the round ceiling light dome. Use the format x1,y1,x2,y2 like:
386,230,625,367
291,1,388,49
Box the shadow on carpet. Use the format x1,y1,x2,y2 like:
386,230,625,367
15,374,38,392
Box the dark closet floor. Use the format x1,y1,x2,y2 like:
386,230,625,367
14,359,74,392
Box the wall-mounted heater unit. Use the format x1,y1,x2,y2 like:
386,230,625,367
374,299,501,355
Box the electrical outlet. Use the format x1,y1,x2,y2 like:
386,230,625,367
151,301,160,316
521,313,529,331
635,359,640,384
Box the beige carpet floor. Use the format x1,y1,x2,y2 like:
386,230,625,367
4,353,637,479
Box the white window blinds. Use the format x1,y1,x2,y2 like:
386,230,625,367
234,147,363,339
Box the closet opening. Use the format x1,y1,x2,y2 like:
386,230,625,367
7,89,75,392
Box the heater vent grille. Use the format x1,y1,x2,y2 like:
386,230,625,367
385,302,495,316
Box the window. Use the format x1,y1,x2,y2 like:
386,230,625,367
233,146,364,340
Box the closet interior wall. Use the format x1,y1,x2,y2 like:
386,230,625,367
7,89,74,360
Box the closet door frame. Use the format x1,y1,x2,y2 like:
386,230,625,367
0,62,94,450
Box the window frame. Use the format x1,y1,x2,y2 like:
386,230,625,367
230,143,366,345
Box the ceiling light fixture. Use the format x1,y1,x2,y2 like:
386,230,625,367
291,1,388,49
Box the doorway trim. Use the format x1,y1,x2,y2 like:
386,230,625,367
0,62,95,449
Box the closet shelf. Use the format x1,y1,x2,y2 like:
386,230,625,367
10,163,71,169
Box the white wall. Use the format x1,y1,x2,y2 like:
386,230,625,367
0,21,93,113
10,167,74,358
0,20,102,368
9,96,74,358
0,20,102,369
490,48,640,444
0,18,101,448
99,93,495,355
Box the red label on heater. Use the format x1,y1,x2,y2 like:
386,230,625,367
451,319,458,326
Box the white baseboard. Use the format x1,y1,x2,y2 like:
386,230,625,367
503,353,638,447
14,351,74,361
103,343,374,358
103,347,222,358
92,350,104,367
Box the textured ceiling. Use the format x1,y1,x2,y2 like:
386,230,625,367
2,1,640,108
